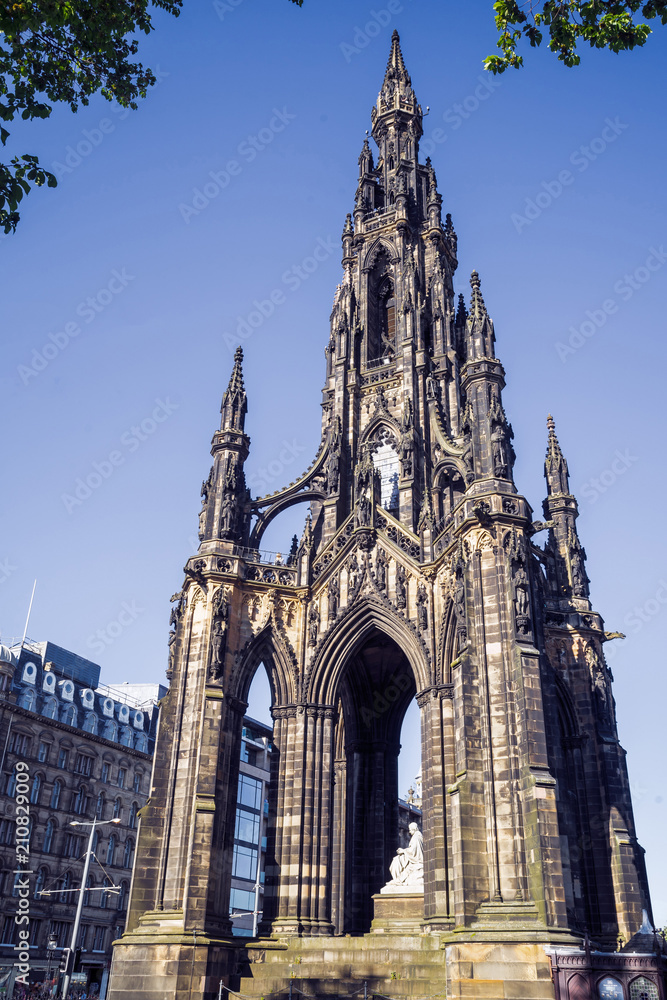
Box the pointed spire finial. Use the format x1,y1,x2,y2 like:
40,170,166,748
221,346,247,431
469,270,487,319
544,414,570,495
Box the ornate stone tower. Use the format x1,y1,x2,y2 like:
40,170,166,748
108,33,663,1000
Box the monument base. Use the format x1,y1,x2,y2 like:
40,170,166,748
370,891,424,934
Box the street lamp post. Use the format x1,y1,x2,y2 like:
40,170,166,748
60,816,121,1000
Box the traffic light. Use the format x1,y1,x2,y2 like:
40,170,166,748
59,948,71,975
73,948,82,973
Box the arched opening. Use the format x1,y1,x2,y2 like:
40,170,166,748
332,628,417,934
230,663,274,938
371,429,400,514
367,250,396,364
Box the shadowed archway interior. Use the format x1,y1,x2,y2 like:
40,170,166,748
333,630,416,934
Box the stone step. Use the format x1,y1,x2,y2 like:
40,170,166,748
235,977,449,999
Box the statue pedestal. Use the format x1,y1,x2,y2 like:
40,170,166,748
370,891,424,934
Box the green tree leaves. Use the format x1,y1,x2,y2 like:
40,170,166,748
485,1,667,73
0,0,182,233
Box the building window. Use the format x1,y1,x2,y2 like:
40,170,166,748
83,875,93,907
117,881,128,911
18,689,36,711
96,792,105,820
101,762,110,783
63,833,84,859
57,748,68,769
37,741,50,763
232,844,258,880
50,779,63,809
1,916,18,945
117,768,126,789
30,774,41,805
58,871,72,904
135,733,148,752
92,926,106,952
113,924,123,942
74,753,93,777
106,834,116,866
230,887,255,914
42,698,58,720
237,774,262,811
35,867,47,898
235,807,260,845
629,978,659,1000
241,743,258,767
123,839,134,868
77,924,89,950
43,819,55,853
103,720,117,741
133,772,142,793
91,830,99,855
12,870,24,897
3,771,17,797
0,819,16,845
29,919,41,947
62,705,78,727
73,785,89,816
83,712,98,735
113,797,122,819
8,732,29,756
128,802,138,829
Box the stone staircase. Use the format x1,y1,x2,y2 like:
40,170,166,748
232,933,449,1000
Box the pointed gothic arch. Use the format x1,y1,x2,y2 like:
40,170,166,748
306,596,430,705
233,622,297,709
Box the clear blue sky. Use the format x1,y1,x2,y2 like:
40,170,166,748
1,0,666,922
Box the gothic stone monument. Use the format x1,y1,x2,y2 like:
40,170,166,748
108,33,665,1000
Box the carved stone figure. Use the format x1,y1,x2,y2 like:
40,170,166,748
308,604,320,647
348,555,359,593
396,563,407,609
376,549,387,593
491,424,508,479
461,433,475,485
357,495,372,527
416,585,428,630
328,578,339,620
514,564,530,618
385,822,424,889
219,493,236,538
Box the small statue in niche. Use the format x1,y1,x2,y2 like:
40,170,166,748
396,563,407,609
357,494,372,527
348,555,359,594
491,424,509,479
514,563,530,618
461,433,475,486
376,549,388,593
307,604,319,647
208,590,229,682
328,578,339,620
416,585,428,630
219,493,236,538
383,822,424,890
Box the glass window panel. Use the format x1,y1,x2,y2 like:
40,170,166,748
232,844,257,881
237,774,262,810
235,808,260,845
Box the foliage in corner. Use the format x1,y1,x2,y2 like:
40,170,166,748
0,0,183,234
485,0,667,73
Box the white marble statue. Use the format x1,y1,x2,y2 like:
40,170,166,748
383,822,424,892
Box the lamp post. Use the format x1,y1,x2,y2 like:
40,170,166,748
60,816,121,1000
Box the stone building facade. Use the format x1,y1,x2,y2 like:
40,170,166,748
0,639,163,997
107,32,666,1000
